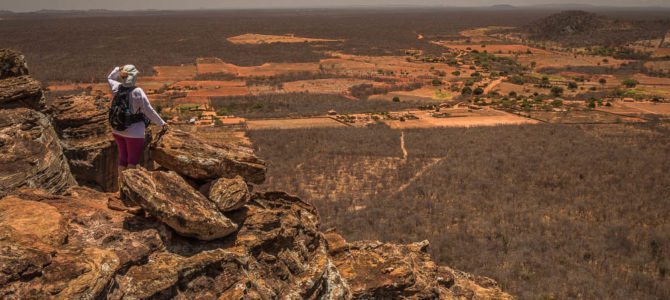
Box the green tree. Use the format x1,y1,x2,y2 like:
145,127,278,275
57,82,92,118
461,86,472,95
622,79,639,88
215,108,228,116
550,86,564,97
568,82,578,89
473,87,484,95
599,78,607,85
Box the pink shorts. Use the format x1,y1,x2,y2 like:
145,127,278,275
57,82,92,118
112,134,145,167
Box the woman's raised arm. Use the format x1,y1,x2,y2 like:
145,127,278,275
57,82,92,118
107,67,121,93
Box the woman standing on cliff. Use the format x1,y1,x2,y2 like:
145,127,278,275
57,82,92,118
107,65,168,185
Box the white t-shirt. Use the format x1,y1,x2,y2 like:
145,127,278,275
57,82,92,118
108,67,165,138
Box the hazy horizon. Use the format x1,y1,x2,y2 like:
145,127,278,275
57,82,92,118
2,0,670,13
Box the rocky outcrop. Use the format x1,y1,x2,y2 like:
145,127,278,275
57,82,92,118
48,94,119,191
0,187,352,299
0,49,74,195
0,49,29,79
208,175,251,212
0,50,44,111
121,168,238,240
150,129,266,184
325,232,513,299
0,108,76,195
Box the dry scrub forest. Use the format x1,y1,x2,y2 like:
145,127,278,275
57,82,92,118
1,8,669,300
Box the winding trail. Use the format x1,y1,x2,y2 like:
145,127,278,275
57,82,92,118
483,76,506,95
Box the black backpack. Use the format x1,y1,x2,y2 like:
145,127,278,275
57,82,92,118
108,85,146,131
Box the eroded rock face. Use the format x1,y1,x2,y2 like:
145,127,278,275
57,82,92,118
150,129,266,184
0,108,76,195
121,168,238,240
208,175,250,212
325,232,513,300
48,94,119,191
112,191,351,299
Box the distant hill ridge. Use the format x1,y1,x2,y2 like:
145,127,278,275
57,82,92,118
521,10,670,47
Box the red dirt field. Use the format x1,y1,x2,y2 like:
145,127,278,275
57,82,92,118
196,57,320,77
631,74,670,86
516,53,629,70
368,86,454,102
226,33,343,45
643,60,670,72
433,43,554,55
653,48,670,57
173,80,251,97
625,102,670,115
246,117,347,130
46,82,109,92
152,65,197,81
279,78,385,95
384,108,537,129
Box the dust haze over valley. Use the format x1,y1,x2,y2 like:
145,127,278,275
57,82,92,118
1,4,670,300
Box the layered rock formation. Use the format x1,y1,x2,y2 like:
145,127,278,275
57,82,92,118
48,94,120,191
0,49,75,196
0,107,76,195
0,49,44,110
0,48,513,299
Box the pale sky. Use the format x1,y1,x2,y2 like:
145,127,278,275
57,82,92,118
2,0,669,12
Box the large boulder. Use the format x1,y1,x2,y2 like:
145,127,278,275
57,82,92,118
0,108,76,195
325,232,514,299
208,175,250,212
0,49,29,79
150,129,266,184
121,168,238,240
48,94,119,191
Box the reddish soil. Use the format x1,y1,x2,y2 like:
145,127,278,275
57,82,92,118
516,54,629,70
653,48,670,57
227,33,342,45
433,43,553,55
643,61,670,72
152,65,197,81
384,108,537,129
246,117,347,130
173,80,251,97
279,78,384,95
368,86,453,102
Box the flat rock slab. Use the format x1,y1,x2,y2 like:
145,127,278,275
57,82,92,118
150,129,266,184
0,196,68,247
121,168,238,240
